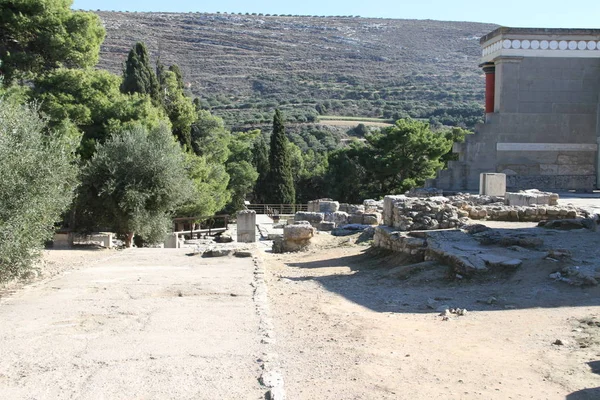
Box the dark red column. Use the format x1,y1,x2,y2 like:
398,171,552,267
481,62,496,113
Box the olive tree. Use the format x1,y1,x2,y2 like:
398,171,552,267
78,123,194,247
0,100,79,281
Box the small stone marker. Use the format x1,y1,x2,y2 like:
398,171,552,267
237,210,257,243
479,173,506,196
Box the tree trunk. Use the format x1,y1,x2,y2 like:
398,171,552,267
125,232,134,248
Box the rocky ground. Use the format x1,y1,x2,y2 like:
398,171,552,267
262,230,600,399
1,196,600,399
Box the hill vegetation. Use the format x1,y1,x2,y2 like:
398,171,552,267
1,2,488,280
94,11,498,130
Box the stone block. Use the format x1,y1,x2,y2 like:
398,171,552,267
363,213,381,225
558,164,596,175
348,214,364,225
294,212,324,227
318,221,336,231
384,195,406,226
284,224,315,241
164,233,180,249
53,232,73,248
237,210,256,243
479,173,506,196
505,189,558,206
324,211,349,227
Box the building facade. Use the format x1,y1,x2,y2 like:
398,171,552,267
429,28,600,191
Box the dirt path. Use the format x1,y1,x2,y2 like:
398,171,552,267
0,249,265,400
262,234,600,400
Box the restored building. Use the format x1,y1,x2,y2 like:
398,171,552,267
429,28,600,191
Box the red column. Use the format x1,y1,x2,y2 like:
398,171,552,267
481,63,496,113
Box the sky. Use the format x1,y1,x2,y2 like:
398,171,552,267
71,0,600,29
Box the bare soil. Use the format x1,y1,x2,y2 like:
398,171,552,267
261,231,600,399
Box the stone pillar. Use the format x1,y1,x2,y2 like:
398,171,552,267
237,210,257,243
479,173,506,196
164,233,180,248
481,62,496,114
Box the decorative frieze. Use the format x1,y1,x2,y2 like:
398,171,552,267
480,28,600,61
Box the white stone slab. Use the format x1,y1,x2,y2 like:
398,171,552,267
497,143,598,152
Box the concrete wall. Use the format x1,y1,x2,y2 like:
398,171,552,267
431,55,600,191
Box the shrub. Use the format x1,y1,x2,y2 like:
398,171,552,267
0,101,79,281
78,123,194,247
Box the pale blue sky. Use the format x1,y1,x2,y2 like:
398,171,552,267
71,0,600,28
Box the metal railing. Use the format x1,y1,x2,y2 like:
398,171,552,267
172,215,229,238
246,204,307,215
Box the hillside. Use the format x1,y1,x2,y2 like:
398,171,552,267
95,12,498,130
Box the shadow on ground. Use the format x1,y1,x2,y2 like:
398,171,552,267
283,230,600,314
566,361,600,399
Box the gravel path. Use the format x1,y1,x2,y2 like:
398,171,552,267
0,249,265,400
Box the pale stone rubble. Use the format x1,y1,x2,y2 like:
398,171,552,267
383,191,582,231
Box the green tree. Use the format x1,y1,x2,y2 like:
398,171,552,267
225,130,260,211
177,152,231,218
0,0,105,84
252,133,270,204
0,100,79,281
364,119,452,194
157,64,196,148
440,126,472,166
33,68,169,159
295,149,329,204
121,42,160,103
78,123,194,247
326,141,369,204
265,110,295,204
190,110,231,163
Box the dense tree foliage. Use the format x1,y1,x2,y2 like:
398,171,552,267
252,133,270,204
265,110,295,204
225,130,260,211
78,124,193,247
121,42,160,103
33,68,169,159
176,152,230,218
0,100,79,281
326,119,454,201
363,119,452,194
156,63,196,148
0,0,105,84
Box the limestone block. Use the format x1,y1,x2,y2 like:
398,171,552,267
284,224,315,241
318,200,340,213
363,213,382,226
348,214,364,225
505,189,558,206
164,233,180,249
384,195,407,226
318,221,336,231
53,232,73,248
294,212,324,227
479,173,506,196
324,211,349,227
237,210,257,243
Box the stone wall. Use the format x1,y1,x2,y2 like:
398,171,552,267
429,28,600,191
383,193,585,231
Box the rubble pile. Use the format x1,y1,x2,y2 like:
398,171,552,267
300,199,383,231
383,192,585,231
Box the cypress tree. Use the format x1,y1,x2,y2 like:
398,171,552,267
266,110,295,204
252,133,270,204
121,42,160,103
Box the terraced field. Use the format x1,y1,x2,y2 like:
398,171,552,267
95,12,498,129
